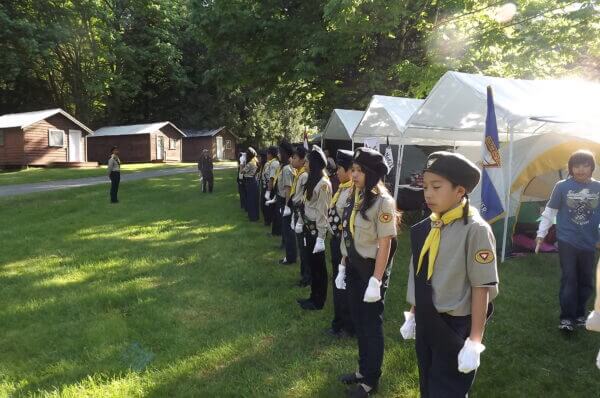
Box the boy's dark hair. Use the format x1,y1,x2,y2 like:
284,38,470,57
293,145,307,159
110,146,118,154
568,150,596,175
267,146,278,157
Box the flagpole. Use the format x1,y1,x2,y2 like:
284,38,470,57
393,144,405,201
501,124,514,263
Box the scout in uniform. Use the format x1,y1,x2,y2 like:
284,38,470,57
237,151,247,210
336,147,398,397
263,146,279,228
107,146,121,203
290,145,310,286
198,149,214,193
274,141,296,264
401,151,499,398
242,147,260,222
296,145,332,310
535,150,600,331
327,149,355,337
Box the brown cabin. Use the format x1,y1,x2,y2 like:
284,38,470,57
182,127,237,162
0,108,94,168
88,122,185,164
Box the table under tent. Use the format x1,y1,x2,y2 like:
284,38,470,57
400,71,600,261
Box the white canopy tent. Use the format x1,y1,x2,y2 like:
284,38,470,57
402,71,600,261
321,109,364,143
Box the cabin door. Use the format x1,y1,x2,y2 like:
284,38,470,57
157,136,165,160
68,130,82,162
216,136,224,161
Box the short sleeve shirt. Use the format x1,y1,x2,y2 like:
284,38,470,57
406,212,499,316
304,177,333,238
277,164,294,197
547,178,600,251
292,172,308,205
341,191,397,259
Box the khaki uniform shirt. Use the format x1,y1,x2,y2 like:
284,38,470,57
277,164,294,198
406,212,499,316
304,177,332,239
292,172,308,205
242,161,258,178
341,191,397,259
267,159,280,180
107,155,120,172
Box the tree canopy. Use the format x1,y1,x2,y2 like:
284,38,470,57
1,1,598,146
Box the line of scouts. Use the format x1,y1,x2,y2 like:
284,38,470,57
237,142,500,397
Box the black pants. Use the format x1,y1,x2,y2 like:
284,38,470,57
297,230,310,283
201,173,213,193
558,240,596,320
238,179,246,209
244,177,260,221
109,171,120,203
271,195,282,236
346,266,385,388
261,186,271,226
280,197,297,262
304,231,327,307
330,236,354,334
416,314,474,398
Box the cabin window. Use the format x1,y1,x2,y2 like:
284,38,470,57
169,138,177,150
0,130,4,146
48,129,65,147
225,140,232,149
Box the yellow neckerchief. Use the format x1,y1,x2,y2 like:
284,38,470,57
349,187,364,236
290,167,306,195
331,180,353,207
417,199,474,280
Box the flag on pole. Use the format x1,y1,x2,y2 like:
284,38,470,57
480,86,504,221
303,128,309,150
384,136,394,171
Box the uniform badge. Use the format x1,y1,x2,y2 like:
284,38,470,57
474,250,495,264
379,213,393,223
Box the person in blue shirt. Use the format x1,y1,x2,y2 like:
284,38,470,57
536,150,600,332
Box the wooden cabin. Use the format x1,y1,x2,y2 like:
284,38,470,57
182,127,237,162
88,122,185,164
0,108,95,168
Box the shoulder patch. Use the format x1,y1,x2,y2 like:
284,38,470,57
321,183,328,191
474,250,495,264
379,212,393,223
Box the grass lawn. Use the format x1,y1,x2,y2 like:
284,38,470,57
0,162,233,187
0,169,598,397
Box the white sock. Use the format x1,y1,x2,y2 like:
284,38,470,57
360,383,372,392
355,371,363,378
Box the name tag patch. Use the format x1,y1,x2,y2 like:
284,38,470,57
475,250,495,264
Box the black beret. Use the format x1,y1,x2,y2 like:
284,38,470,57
353,147,390,179
278,141,293,157
267,146,278,157
336,149,354,169
293,145,307,158
308,145,327,169
423,151,481,193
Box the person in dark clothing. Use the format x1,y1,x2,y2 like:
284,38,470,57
107,146,121,204
198,149,214,193
242,147,260,221
237,151,247,209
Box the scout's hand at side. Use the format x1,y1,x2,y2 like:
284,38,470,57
313,237,325,253
264,190,271,200
283,206,292,217
294,221,303,234
265,198,276,206
458,338,485,373
363,277,382,302
335,265,346,289
596,349,600,370
400,311,416,340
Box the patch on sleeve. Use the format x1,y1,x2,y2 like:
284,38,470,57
379,213,393,223
474,250,495,264
321,183,328,191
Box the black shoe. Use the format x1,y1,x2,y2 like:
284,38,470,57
575,316,587,327
296,298,311,305
279,258,296,265
297,279,311,287
346,384,376,398
339,373,364,385
300,301,323,310
559,319,574,332
327,328,353,339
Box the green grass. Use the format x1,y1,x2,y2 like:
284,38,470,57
0,163,194,186
0,169,598,397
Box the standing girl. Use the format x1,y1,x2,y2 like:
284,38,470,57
107,146,121,204
242,147,260,222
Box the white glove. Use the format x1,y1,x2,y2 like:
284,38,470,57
290,214,296,229
400,311,416,340
283,206,292,217
363,276,382,303
265,198,276,206
586,311,600,332
294,221,303,234
335,265,346,289
457,338,486,374
596,349,600,370
238,173,244,180
313,237,325,253
264,190,271,200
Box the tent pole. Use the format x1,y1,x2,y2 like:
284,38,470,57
393,144,405,201
501,124,514,263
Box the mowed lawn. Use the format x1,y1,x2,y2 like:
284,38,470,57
0,169,598,398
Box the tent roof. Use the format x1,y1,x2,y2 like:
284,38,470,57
93,122,185,137
321,109,364,142
353,95,424,143
404,71,600,143
0,108,93,134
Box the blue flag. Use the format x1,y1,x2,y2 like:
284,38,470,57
480,86,504,221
